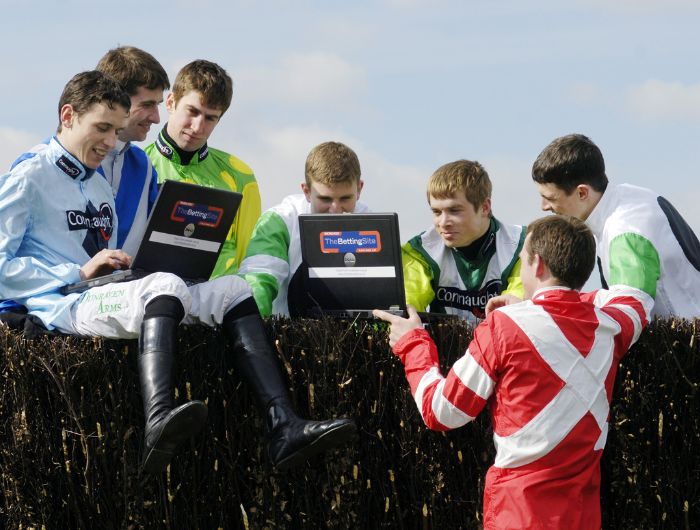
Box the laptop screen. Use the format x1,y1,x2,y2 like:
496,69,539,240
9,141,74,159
132,180,242,280
297,213,406,316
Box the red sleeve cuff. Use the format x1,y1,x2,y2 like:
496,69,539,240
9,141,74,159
393,328,435,365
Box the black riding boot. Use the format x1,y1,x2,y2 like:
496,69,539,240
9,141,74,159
223,302,356,470
139,297,208,474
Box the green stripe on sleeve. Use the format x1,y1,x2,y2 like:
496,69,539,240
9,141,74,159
608,233,660,298
241,271,279,317
245,211,291,260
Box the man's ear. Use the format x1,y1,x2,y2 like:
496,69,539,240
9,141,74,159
356,179,364,198
576,184,591,202
534,254,547,279
59,104,75,129
301,182,311,201
480,197,492,217
165,92,176,113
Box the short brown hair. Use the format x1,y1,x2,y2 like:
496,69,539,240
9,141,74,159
96,46,169,96
532,134,608,194
304,142,361,187
56,71,131,133
171,60,233,113
427,160,491,210
525,215,595,290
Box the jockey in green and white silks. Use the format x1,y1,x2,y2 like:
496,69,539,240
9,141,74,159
239,193,370,317
586,183,700,319
403,217,525,324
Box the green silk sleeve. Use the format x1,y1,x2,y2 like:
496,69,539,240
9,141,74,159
239,212,292,316
607,233,660,298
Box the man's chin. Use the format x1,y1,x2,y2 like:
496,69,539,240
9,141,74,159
122,133,146,143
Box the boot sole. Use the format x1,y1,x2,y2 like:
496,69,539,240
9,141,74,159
274,421,358,470
142,401,208,475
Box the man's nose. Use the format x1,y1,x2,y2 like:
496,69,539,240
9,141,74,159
150,107,161,124
105,132,117,150
191,116,205,133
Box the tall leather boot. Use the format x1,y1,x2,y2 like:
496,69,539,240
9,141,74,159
223,305,356,470
139,299,208,474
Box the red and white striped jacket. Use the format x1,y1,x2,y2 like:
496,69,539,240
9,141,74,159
393,286,653,530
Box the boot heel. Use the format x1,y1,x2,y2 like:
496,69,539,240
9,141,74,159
270,417,358,470
142,400,208,474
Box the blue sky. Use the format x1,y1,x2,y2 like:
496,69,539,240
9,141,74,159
2,0,699,245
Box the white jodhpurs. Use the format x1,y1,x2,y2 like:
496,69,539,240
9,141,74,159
57,272,253,339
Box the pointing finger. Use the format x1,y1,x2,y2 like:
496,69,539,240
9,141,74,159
373,309,398,323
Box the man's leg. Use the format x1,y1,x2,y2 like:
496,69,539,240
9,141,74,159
189,276,356,469
138,295,207,474
69,273,208,474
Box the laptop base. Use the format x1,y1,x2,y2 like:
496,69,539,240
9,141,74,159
302,308,458,322
60,269,145,295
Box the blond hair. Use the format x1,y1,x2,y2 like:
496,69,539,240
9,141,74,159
304,142,361,187
427,160,491,210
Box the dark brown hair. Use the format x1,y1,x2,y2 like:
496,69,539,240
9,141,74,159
171,60,233,113
56,71,130,133
526,215,596,290
532,134,608,194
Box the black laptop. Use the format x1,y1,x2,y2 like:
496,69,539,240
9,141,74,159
61,181,242,294
296,213,407,318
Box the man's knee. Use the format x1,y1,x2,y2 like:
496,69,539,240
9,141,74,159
141,272,192,314
187,276,256,326
209,275,254,313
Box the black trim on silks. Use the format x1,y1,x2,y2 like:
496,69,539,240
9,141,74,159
222,297,260,324
597,256,609,290
658,196,700,272
159,126,209,165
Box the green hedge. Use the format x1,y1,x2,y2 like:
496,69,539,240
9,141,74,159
0,317,697,529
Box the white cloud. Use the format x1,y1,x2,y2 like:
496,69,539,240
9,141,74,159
0,127,41,172
239,124,337,209
626,79,700,122
236,52,367,106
